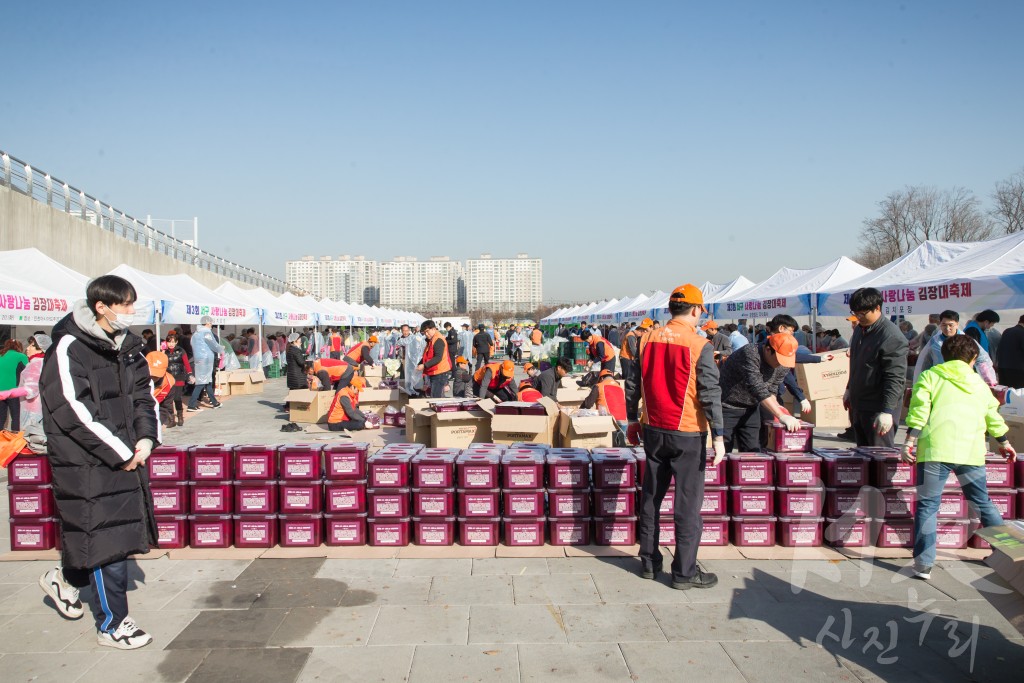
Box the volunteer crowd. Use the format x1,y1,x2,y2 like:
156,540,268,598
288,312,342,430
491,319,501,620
2,273,1022,648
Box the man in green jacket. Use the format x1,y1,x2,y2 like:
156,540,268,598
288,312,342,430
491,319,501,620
901,335,1016,581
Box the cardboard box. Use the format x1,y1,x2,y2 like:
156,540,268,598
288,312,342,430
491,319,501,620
214,374,231,397
429,409,492,449
556,387,591,408
362,364,384,380
976,521,1024,595
287,389,334,424
802,397,851,430
795,351,850,401
405,399,432,445
359,388,405,418
481,397,560,446
557,411,616,449
993,415,1024,452
227,370,265,395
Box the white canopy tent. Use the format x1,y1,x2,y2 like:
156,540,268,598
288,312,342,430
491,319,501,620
598,294,645,322
0,248,93,325
587,298,621,324
107,265,261,327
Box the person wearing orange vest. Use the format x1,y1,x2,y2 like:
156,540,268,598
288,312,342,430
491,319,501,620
581,330,616,374
452,356,473,398
530,327,543,346
625,283,724,591
619,318,652,385
518,380,543,403
327,376,367,431
313,357,353,391
417,320,452,398
581,369,627,421
328,328,343,359
344,336,378,369
147,351,175,428
474,360,516,402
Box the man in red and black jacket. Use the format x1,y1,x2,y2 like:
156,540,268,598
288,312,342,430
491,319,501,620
417,320,452,398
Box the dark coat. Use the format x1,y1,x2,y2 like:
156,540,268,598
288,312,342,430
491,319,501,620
286,343,308,389
847,317,908,416
40,304,160,569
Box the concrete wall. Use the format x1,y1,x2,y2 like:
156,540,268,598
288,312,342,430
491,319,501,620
0,185,247,290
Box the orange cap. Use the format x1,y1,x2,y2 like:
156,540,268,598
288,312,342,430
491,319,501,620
350,376,367,391
846,315,859,322
639,318,653,328
146,351,168,378
701,320,719,331
669,284,705,311
501,360,515,375
766,333,798,368
524,362,535,372
368,335,379,343
455,356,468,364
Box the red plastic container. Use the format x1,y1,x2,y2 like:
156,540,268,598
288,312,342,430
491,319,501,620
985,455,1015,488
278,444,323,480
731,516,777,546
412,516,456,545
727,453,774,486
279,513,323,547
324,443,369,481
189,446,233,480
824,517,870,547
502,489,546,517
546,452,591,489
824,487,870,518
593,488,636,517
367,488,410,517
235,480,279,514
968,520,989,549
659,495,675,516
764,421,814,453
10,518,58,550
325,513,367,546
701,487,727,516
869,452,916,488
777,517,824,547
7,486,55,518
659,520,674,545
503,517,546,545
700,516,730,546
457,452,501,489
936,520,969,549
632,449,646,486
548,488,591,517
776,487,824,517
1018,489,1024,520
279,481,324,514
1017,460,1024,492
190,481,233,514
936,491,967,519
150,483,190,516
590,449,637,489
367,453,412,488
147,447,188,481
8,454,53,485
877,488,916,519
549,517,591,545
411,452,458,488
876,519,914,548
155,515,189,549
704,458,727,486
730,486,775,516
458,489,500,517
818,452,870,488
189,515,233,548
412,488,455,517
501,452,547,489
367,517,411,546
325,481,368,514
988,489,1017,520
233,446,277,480
233,515,279,548
459,517,500,545
773,454,822,487
381,443,425,452
594,516,637,545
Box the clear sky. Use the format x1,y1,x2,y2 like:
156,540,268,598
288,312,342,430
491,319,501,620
5,1,1023,303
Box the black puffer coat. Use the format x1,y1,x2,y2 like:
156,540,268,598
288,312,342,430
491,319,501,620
286,343,308,389
40,302,160,569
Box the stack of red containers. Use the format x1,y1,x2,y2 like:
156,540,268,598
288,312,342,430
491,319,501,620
458,448,505,545
147,446,190,549
324,443,370,546
964,454,1018,549
186,445,235,548
728,452,777,547
411,448,460,546
232,445,279,549
8,453,59,551
545,448,590,546
502,448,551,542
278,444,324,548
816,448,872,548
860,447,917,549
366,445,420,546
591,448,637,546
763,420,822,547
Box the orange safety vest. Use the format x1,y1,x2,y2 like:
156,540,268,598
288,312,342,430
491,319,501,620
313,358,347,381
344,342,368,365
618,330,641,361
595,379,627,421
589,338,615,363
474,362,509,390
327,387,360,424
422,335,452,375
637,319,711,433
330,334,342,352
153,373,174,403
518,387,543,402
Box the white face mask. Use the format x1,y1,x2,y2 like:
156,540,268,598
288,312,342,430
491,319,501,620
105,310,134,331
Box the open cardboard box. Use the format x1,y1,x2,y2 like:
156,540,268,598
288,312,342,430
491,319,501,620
359,388,405,418
557,411,616,448
362,364,384,379
405,398,432,445
428,407,492,448
227,370,265,395
975,521,1024,595
795,350,850,401
478,397,559,446
802,396,851,430
556,386,591,408
286,389,334,424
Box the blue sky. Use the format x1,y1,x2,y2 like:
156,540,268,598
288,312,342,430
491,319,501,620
5,1,1023,302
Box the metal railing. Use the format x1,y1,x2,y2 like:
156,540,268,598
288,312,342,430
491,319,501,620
1,149,293,293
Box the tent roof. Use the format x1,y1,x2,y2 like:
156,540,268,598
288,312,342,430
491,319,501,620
0,248,89,299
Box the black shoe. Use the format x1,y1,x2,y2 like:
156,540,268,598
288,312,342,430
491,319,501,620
640,561,663,580
672,569,719,590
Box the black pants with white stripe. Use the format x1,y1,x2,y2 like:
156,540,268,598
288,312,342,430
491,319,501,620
64,560,129,633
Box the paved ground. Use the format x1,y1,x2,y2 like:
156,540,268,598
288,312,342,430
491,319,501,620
2,377,1023,682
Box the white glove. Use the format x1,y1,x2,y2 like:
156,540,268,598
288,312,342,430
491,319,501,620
800,399,812,415
873,413,894,436
780,414,802,432
901,441,916,463
135,438,154,463
712,437,726,466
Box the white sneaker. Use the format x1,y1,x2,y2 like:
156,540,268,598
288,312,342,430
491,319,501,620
913,565,932,581
97,616,153,650
39,567,84,620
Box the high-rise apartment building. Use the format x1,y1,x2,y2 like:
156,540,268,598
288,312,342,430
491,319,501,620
378,257,464,313
284,255,379,305
464,253,543,315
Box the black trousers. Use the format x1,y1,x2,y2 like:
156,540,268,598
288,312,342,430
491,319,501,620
0,396,21,431
850,408,896,448
169,384,184,417
328,419,366,431
722,404,762,453
637,427,706,581
64,560,130,633
475,352,490,371
427,372,450,398
619,358,634,384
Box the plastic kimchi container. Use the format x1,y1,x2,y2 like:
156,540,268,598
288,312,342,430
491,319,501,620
235,480,279,514
777,517,824,547
279,481,324,514
875,488,916,519
411,452,458,488
189,445,234,480
824,487,870,518
412,516,456,546
503,516,546,546
189,481,233,515
502,489,546,517
593,488,636,517
325,513,367,546
824,517,870,548
776,487,825,517
367,488,411,518
731,516,778,547
323,443,370,481
459,517,500,546
729,486,775,516
549,517,591,545
594,516,637,545
701,487,728,516
700,516,730,546
764,420,814,453
232,515,279,548
279,513,323,547
660,494,675,516
875,518,914,548
367,517,411,546
458,489,500,517
817,451,870,488
367,452,412,488
10,518,58,550
456,452,501,489
548,488,591,518
985,454,1015,488
704,457,727,486
937,491,967,519
590,448,637,488
501,451,547,489
727,453,774,486
862,449,916,488
936,520,969,549
278,444,324,480
233,445,278,480
988,489,1016,520
412,488,455,517
154,515,189,549
324,481,368,514
149,483,190,516
773,454,822,487
147,447,188,481
546,452,591,489
189,515,233,548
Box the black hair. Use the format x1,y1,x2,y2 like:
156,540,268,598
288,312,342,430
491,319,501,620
769,314,799,332
939,309,960,323
580,329,593,341
420,320,437,333
941,335,979,364
557,357,573,373
963,326,982,343
443,322,452,328
849,287,883,313
668,301,698,316
86,275,137,316
976,310,1000,324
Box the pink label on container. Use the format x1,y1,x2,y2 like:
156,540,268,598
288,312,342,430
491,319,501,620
512,527,538,543
740,464,766,481
331,457,357,474
332,524,359,543
885,528,911,544
601,470,628,487
556,525,585,544
287,526,313,543
419,527,448,544
605,526,631,544
418,466,447,486
287,461,312,477
287,492,312,507
467,500,491,514
786,466,815,484
836,467,861,484
197,493,223,510
788,496,818,514
556,471,583,487
374,467,399,485
17,462,41,478
151,462,179,478
464,528,493,544
195,527,224,545
791,528,818,545
511,499,536,514
701,526,723,544
986,467,1010,486
241,491,269,510
152,491,178,511
17,529,42,546
157,525,179,545
600,496,629,516
240,523,268,542
742,496,768,513
700,495,718,513
375,528,402,544
195,461,223,477
465,471,493,487
240,457,268,476
742,527,772,545
510,472,537,486
557,498,583,515
375,498,402,515
332,491,357,509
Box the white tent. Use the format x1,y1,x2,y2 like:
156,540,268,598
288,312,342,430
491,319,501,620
108,265,260,326
213,282,278,323
712,258,870,319
818,232,1024,317
600,294,645,322
0,248,92,325
541,307,568,324
587,298,621,324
